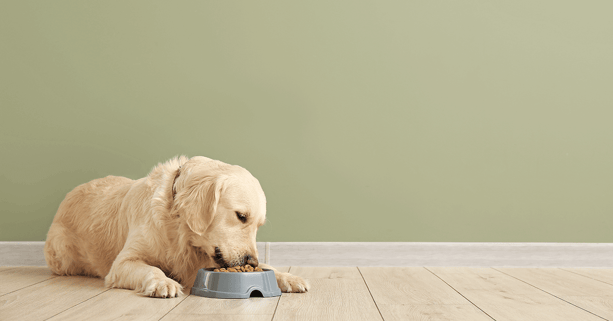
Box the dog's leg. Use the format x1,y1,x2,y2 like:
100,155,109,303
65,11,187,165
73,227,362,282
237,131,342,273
258,263,309,293
105,256,183,298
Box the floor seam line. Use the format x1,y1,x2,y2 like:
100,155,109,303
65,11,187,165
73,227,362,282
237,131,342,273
424,267,497,321
270,266,290,321
157,292,191,321
492,268,609,321
43,287,111,321
559,268,613,287
0,275,59,297
357,267,385,321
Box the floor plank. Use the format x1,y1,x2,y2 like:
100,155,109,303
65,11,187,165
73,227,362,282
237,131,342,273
496,268,613,297
272,267,383,321
0,275,107,321
162,267,290,320
377,304,495,321
162,315,273,321
562,268,613,286
360,267,492,321
497,268,613,320
0,266,57,296
3,266,612,320
46,288,187,321
428,267,604,321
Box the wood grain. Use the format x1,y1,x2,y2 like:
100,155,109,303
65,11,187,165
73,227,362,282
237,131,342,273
0,266,56,296
162,267,290,320
376,304,493,321
497,267,613,319
4,266,613,320
272,267,383,321
162,315,273,321
497,268,613,297
360,267,474,305
429,267,603,321
0,275,107,321
360,267,492,320
562,268,613,286
46,288,188,321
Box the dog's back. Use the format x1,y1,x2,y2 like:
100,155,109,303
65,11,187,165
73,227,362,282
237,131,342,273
45,175,134,277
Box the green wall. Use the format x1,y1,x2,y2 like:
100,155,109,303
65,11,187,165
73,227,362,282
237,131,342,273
1,1,612,242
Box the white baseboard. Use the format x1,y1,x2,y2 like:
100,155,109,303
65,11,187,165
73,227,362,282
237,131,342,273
0,242,48,266
266,242,613,267
3,241,613,267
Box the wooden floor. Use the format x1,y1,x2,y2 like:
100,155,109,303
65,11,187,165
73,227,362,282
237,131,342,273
2,266,613,320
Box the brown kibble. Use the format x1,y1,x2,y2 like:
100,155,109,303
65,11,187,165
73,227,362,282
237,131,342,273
210,265,263,273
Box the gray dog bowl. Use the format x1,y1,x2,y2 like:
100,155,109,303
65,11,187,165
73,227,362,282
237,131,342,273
191,268,282,299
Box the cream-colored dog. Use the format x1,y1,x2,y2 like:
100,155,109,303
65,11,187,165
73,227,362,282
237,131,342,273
44,156,309,298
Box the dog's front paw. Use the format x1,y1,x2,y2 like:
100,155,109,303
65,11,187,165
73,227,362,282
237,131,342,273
141,272,183,298
276,272,310,293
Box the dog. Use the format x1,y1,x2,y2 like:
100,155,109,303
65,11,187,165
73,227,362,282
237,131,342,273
44,156,309,297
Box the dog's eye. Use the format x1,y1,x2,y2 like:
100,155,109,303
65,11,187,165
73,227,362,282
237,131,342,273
235,211,247,223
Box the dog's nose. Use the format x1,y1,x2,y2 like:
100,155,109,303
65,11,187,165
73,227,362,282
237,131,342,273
244,254,258,267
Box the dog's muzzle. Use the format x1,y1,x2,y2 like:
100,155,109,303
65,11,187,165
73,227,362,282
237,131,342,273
212,247,227,268
244,254,258,267
212,247,259,268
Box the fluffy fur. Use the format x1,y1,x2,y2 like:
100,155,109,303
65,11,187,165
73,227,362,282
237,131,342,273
44,156,309,297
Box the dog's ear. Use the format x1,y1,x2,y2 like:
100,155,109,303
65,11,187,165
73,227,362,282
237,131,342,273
174,175,225,236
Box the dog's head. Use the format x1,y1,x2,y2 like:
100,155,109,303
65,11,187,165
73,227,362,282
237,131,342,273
171,156,265,268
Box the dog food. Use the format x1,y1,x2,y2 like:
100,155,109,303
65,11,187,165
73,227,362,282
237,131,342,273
214,265,263,273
